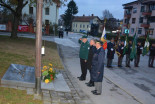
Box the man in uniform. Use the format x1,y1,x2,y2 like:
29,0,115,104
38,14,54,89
118,41,124,67
78,35,90,81
126,40,132,67
107,38,115,68
135,42,143,67
148,43,155,67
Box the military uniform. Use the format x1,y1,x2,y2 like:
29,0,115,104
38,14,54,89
78,37,90,80
148,45,155,67
126,43,132,67
134,44,143,67
118,43,124,67
107,42,115,67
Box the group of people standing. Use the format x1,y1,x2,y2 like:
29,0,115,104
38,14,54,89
106,38,155,68
78,35,105,95
77,35,155,95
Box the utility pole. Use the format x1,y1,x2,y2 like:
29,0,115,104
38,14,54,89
35,0,43,95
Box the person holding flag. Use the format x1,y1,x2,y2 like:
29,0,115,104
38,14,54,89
142,34,150,56
130,32,137,61
100,27,107,50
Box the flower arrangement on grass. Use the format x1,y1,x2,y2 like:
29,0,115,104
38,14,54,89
42,64,57,84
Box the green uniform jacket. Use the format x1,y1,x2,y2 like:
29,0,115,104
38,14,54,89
79,39,90,60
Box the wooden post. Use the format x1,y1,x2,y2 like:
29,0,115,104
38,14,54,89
35,0,43,95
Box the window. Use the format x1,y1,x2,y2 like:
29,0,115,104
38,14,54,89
133,8,137,13
139,17,143,23
149,29,154,35
76,24,77,27
138,28,142,34
83,25,85,28
125,19,129,24
87,25,89,28
131,28,134,34
80,24,82,28
73,24,75,27
29,7,33,14
141,6,145,12
45,20,49,25
148,16,155,23
45,8,49,15
132,18,136,24
150,4,155,11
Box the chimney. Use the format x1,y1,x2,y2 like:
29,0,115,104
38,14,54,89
92,14,94,17
83,14,85,17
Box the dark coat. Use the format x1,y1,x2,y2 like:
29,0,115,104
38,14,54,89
107,42,115,59
126,44,132,54
149,46,155,56
87,46,96,69
137,45,143,55
118,44,124,57
91,47,105,82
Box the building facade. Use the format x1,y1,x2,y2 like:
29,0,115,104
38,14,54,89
122,0,155,38
22,1,59,25
72,14,102,33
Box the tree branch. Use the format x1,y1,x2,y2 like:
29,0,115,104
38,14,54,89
0,0,16,14
22,1,28,8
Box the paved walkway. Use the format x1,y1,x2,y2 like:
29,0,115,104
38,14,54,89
0,32,155,104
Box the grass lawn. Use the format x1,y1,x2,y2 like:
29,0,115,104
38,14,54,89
0,35,64,104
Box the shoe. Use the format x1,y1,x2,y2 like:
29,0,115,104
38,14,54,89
79,77,85,81
93,92,101,95
91,90,97,93
118,65,122,67
87,83,94,87
77,77,80,79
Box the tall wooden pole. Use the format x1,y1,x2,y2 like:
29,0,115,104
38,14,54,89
35,0,43,95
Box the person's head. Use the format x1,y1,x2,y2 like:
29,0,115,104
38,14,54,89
82,38,87,43
129,40,132,44
95,40,103,49
152,43,155,47
121,41,124,45
110,38,114,43
137,42,141,45
90,39,95,46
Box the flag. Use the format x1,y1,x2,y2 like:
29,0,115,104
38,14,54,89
123,34,129,54
101,27,107,50
130,33,137,61
142,35,150,56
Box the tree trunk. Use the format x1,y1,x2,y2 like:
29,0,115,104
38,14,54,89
11,15,20,38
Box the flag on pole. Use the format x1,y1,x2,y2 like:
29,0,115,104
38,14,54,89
142,35,150,56
130,33,137,61
123,34,129,54
101,27,107,50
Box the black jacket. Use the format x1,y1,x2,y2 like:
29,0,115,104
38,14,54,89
118,44,124,57
149,46,155,56
87,46,96,69
126,43,132,54
137,45,143,55
91,47,105,82
107,42,115,59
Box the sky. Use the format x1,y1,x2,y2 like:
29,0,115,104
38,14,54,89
59,0,135,19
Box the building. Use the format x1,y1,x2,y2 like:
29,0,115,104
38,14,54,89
122,0,155,38
72,14,102,33
22,1,59,25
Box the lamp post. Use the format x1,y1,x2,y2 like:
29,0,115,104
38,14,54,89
35,0,43,95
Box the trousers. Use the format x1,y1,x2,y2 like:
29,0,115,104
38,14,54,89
148,56,155,67
95,82,102,94
118,56,123,66
126,54,130,66
134,55,140,67
107,58,113,67
80,58,87,79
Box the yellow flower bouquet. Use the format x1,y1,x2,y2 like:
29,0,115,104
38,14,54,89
42,63,57,84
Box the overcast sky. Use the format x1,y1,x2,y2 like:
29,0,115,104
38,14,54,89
59,0,135,19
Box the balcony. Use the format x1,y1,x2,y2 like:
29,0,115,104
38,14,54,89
142,10,152,16
141,22,150,28
124,13,131,18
